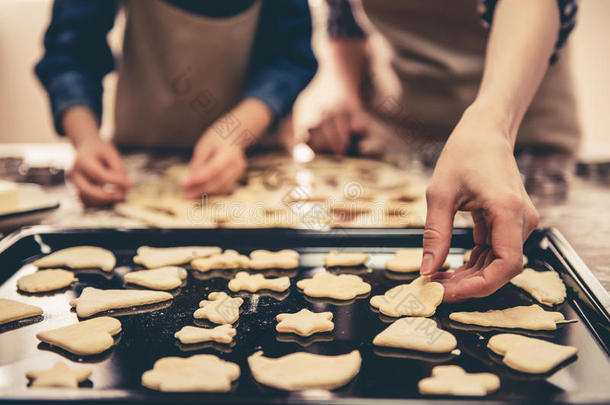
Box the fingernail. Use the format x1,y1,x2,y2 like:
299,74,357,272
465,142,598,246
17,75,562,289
420,253,434,274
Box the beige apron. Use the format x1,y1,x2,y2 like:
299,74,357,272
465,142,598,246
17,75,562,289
114,0,262,148
361,0,580,153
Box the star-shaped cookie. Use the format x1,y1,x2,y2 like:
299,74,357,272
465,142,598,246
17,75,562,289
276,309,334,336
26,361,92,388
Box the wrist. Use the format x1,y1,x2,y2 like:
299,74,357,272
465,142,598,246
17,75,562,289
233,98,274,148
62,107,101,149
464,98,520,145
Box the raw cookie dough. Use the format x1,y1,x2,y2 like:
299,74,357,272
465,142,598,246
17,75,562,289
464,249,527,267
324,251,369,267
418,365,500,396
449,304,566,331
133,246,221,268
194,292,243,324
36,316,121,356
33,246,116,272
248,350,361,390
488,333,578,374
0,298,43,325
510,268,567,306
142,354,240,392
124,266,187,290
191,250,250,272
70,287,173,318
228,272,290,293
248,249,299,270
17,269,76,293
0,180,19,215
370,276,443,317
297,272,371,300
276,309,334,336
373,317,457,353
26,361,92,388
386,249,449,273
175,324,236,345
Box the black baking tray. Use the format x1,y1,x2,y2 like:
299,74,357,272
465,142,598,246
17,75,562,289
0,226,609,404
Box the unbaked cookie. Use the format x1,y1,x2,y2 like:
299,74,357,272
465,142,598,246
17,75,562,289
190,250,250,272
33,246,115,272
248,249,299,270
370,276,443,317
194,292,243,324
69,287,173,318
0,298,43,325
133,246,221,268
297,272,371,300
124,266,187,290
248,350,361,390
26,361,92,388
324,251,369,267
174,324,236,345
386,249,449,273
17,269,76,293
373,317,457,353
228,272,290,293
488,333,577,374
276,309,334,336
142,354,240,392
449,304,566,330
36,316,121,356
510,268,566,306
418,365,500,396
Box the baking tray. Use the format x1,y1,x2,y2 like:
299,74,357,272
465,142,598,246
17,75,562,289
0,226,608,404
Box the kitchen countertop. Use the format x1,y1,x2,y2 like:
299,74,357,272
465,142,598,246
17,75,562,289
1,144,609,292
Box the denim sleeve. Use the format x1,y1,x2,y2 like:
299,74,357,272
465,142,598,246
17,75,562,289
243,0,318,123
479,0,578,64
34,0,118,135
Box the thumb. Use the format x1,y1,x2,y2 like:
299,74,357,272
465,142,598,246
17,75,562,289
421,187,456,275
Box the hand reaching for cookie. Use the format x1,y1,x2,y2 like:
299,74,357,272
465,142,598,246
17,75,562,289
183,99,273,199
420,105,539,303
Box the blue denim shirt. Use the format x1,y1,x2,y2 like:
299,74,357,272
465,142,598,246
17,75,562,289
35,0,318,135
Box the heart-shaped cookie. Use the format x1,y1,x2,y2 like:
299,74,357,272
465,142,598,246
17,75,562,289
370,276,443,317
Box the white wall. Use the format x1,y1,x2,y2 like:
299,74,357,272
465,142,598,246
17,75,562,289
570,0,610,162
0,0,608,160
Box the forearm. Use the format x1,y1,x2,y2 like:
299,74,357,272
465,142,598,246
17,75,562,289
216,98,274,148
62,107,101,148
328,38,368,97
471,0,560,144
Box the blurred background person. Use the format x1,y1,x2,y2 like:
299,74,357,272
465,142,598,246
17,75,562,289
35,0,317,205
